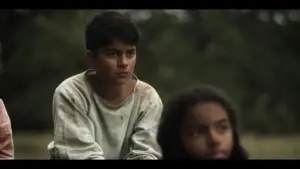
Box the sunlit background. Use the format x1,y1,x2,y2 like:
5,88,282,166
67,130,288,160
1,9,300,159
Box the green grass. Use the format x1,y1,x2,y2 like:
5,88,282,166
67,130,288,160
13,132,300,159
13,132,52,159
241,134,300,159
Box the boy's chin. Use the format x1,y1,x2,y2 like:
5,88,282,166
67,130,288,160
114,78,131,85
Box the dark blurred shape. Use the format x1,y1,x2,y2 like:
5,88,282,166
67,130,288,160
0,41,2,74
0,41,2,59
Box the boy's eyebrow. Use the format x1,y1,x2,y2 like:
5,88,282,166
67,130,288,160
127,48,136,52
105,47,136,52
105,48,121,52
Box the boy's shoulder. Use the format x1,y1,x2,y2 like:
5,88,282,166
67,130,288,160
134,80,162,104
54,71,87,96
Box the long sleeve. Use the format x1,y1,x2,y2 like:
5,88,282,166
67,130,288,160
0,99,14,159
125,95,163,160
48,87,105,160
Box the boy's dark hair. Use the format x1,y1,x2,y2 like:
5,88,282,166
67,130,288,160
85,11,140,54
157,84,248,160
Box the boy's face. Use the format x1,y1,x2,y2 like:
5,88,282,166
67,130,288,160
87,40,136,85
180,102,233,160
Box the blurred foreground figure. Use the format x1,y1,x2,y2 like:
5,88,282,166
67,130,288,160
157,84,248,160
0,100,14,159
0,42,14,159
47,11,163,160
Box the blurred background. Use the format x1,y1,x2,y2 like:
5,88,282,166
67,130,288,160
1,9,300,159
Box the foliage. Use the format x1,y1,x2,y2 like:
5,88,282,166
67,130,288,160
1,10,300,134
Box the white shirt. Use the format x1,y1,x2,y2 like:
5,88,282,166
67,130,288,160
47,70,163,159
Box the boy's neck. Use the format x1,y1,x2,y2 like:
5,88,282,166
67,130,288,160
89,76,135,105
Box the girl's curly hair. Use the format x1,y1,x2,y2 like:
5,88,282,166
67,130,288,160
157,84,248,160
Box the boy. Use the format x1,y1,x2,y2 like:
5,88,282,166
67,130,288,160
47,11,163,160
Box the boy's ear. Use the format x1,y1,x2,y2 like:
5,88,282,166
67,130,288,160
85,50,95,69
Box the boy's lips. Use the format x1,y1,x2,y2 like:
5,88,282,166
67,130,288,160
116,72,129,77
117,72,128,74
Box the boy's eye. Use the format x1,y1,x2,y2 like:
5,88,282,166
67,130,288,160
108,52,118,56
126,52,135,57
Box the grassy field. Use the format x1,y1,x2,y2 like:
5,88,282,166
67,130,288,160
13,132,300,159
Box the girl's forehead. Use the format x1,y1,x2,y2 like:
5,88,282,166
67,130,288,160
186,102,229,125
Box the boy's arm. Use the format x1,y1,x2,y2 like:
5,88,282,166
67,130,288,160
48,87,105,160
0,99,14,159
125,93,163,160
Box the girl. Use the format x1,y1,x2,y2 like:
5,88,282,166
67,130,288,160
157,84,248,160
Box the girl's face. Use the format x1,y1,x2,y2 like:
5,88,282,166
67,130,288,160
180,101,233,159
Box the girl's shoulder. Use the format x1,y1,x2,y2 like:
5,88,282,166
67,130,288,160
0,99,9,123
0,99,4,113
